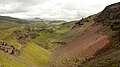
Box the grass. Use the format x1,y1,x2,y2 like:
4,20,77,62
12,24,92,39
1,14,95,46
0,41,50,67
18,42,50,67
0,16,94,67
0,21,51,67
0,20,21,30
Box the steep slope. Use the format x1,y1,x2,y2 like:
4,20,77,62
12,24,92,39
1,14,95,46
0,17,51,67
0,42,50,67
0,28,50,67
78,2,120,67
61,15,97,43
0,16,76,67
1,2,120,67
50,2,120,67
62,23,109,56
49,14,107,67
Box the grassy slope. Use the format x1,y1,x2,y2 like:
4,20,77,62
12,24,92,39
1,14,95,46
61,15,96,44
0,20,21,30
0,16,97,67
29,21,75,49
0,28,50,67
48,15,100,67
0,19,74,67
0,42,50,67
0,19,50,67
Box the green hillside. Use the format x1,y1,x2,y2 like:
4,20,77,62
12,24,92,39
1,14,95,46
0,16,50,67
0,16,75,67
0,2,120,67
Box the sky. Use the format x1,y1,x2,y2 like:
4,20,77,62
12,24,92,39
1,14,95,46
0,0,120,21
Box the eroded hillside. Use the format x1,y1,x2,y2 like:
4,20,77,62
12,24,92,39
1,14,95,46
0,2,120,67
49,2,120,67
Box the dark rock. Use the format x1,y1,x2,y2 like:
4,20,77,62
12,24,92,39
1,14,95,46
96,2,120,23
0,41,16,54
95,2,120,30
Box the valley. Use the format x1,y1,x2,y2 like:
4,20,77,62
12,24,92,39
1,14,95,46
0,2,120,67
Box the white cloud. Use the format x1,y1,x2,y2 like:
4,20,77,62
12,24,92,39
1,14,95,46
0,0,120,21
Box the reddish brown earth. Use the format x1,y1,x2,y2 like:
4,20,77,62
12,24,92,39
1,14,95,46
55,23,110,57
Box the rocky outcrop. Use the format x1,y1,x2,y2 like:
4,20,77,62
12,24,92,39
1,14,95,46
0,41,15,54
96,2,120,30
96,2,120,23
72,14,97,29
97,2,120,21
78,2,120,67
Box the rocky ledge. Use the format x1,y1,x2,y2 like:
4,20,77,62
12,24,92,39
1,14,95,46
0,41,15,54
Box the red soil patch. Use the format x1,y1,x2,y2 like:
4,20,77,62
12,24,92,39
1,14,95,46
56,24,110,57
80,36,109,56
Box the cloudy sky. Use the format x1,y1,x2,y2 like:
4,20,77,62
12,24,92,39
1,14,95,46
0,0,119,21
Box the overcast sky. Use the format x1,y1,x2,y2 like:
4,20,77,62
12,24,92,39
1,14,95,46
0,0,119,21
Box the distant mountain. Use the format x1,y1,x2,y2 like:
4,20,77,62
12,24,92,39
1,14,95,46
0,16,28,24
48,20,67,24
26,17,47,22
26,17,67,24
0,16,28,30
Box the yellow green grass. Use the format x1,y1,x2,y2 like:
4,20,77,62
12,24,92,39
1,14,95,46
0,41,50,67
